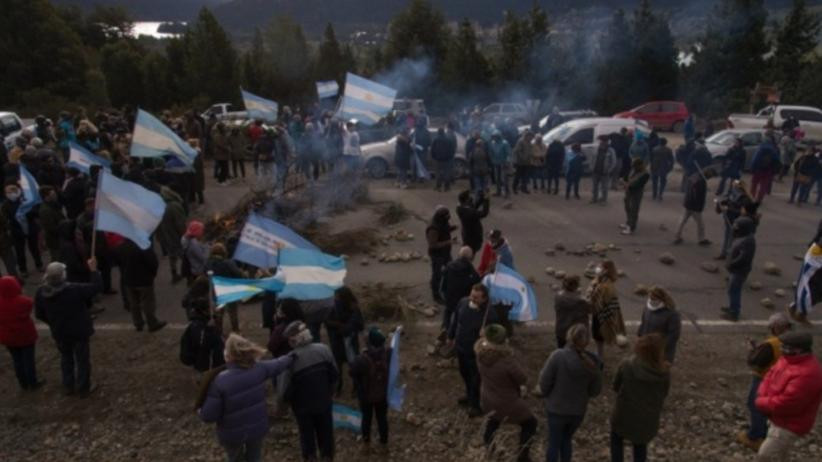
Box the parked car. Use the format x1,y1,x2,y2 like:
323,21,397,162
392,99,426,117
1,112,27,150
727,104,822,141
614,101,689,132
482,103,530,124
201,103,248,121
362,128,467,179
541,118,651,174
518,109,599,134
704,128,768,171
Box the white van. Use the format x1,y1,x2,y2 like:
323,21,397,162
541,117,651,173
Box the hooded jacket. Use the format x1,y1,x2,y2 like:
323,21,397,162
448,298,500,355
457,197,490,252
539,346,603,416
349,346,393,404
442,257,481,309
35,271,101,342
281,342,339,415
546,140,566,174
475,339,534,423
726,217,756,274
0,277,36,347
756,353,822,436
637,306,682,362
611,357,671,444
180,311,225,373
117,240,159,287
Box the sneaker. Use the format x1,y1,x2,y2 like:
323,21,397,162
673,238,683,245
148,321,167,333
620,229,633,235
698,239,712,246
467,407,483,418
76,384,99,398
457,397,469,407
737,431,764,452
720,311,739,322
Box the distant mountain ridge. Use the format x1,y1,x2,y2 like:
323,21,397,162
52,0,229,20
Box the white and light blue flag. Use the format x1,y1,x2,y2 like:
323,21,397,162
413,145,430,179
795,243,822,316
482,263,539,322
387,326,405,411
316,80,339,99
15,165,41,235
67,142,111,174
211,275,285,308
242,89,279,122
233,213,318,269
94,171,166,250
130,109,198,169
332,403,362,432
336,73,397,125
277,248,346,300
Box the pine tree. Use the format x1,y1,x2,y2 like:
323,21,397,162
497,11,528,83
316,23,345,84
265,16,313,103
630,0,678,102
184,8,239,103
240,28,270,94
100,40,145,107
595,9,634,114
384,0,450,66
441,19,491,90
771,0,821,100
142,51,172,110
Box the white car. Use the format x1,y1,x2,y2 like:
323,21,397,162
482,103,530,124
704,128,768,171
0,112,28,150
728,104,822,141
541,118,651,174
361,129,467,179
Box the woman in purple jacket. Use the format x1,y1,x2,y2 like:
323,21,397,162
199,333,294,462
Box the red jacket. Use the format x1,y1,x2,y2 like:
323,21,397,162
756,353,822,436
0,276,37,347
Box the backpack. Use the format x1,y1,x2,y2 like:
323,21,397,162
364,349,390,403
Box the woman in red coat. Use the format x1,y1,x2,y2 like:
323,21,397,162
0,275,42,390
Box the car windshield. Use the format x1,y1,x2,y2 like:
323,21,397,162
543,124,573,144
706,131,737,145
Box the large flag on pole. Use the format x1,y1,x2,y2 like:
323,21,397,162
795,243,822,316
242,89,279,122
233,213,318,269
336,73,397,125
316,80,339,99
482,263,539,322
15,165,41,235
95,171,166,249
67,142,112,174
210,275,285,308
387,326,405,411
413,145,431,179
277,248,346,300
130,109,198,169
332,403,362,432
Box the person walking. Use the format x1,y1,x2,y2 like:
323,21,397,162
720,217,757,322
716,180,755,260
717,137,746,195
649,138,674,200
349,327,392,453
750,133,781,202
755,331,822,461
588,260,628,359
554,275,592,349
456,190,490,254
117,239,167,333
620,158,650,235
546,139,565,195
206,243,246,334
673,168,715,245
0,275,43,390
530,136,547,192
476,324,537,462
610,334,671,462
179,299,225,374
591,136,616,204
469,139,492,197
441,246,480,338
35,258,101,396
512,131,533,194
198,334,294,462
636,287,681,363
539,323,603,462
395,129,413,189
738,313,792,451
426,206,457,304
565,144,585,200
38,186,65,262
488,131,512,197
212,123,231,185
789,147,817,205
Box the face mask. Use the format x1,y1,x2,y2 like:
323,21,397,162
468,301,479,309
595,267,603,275
647,299,664,311
5,192,20,201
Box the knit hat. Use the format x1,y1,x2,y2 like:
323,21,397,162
368,327,386,348
779,331,813,352
44,262,66,286
484,324,507,345
186,220,204,238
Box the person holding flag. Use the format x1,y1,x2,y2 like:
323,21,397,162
788,219,822,324
206,243,247,335
2,173,43,277
349,327,392,453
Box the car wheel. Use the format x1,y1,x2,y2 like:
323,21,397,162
672,121,684,133
366,158,389,179
453,159,468,179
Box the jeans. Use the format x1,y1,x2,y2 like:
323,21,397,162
623,192,643,231
716,174,739,195
436,160,453,190
232,159,246,178
747,376,768,440
216,160,230,183
492,165,510,196
7,344,38,389
675,210,705,241
457,351,481,410
592,174,609,202
789,180,811,203
565,177,580,199
756,425,800,461
546,171,561,193
484,416,537,460
223,437,263,462
532,166,546,190
720,217,733,258
513,166,530,192
610,431,647,462
728,271,748,318
651,173,668,199
546,413,583,462
751,171,773,202
125,285,162,330
56,338,91,392
430,254,451,300
473,174,487,195
442,301,458,332
361,400,389,444
295,411,335,460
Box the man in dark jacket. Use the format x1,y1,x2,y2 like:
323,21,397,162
674,168,715,245
35,257,101,396
717,137,747,195
649,138,674,200
448,284,500,417
349,327,393,448
750,134,781,202
721,217,757,321
281,321,338,461
61,168,87,220
426,206,457,304
38,186,64,263
545,140,565,195
431,128,455,192
441,247,480,334
456,190,490,253
116,239,166,332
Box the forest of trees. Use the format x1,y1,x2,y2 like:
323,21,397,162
1,0,820,119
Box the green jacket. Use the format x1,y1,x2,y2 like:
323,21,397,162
157,187,187,254
611,357,670,444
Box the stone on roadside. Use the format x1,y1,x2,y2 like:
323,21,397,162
763,262,781,276
502,202,513,210
700,262,719,274
554,242,566,251
527,276,536,284
554,270,567,279
360,259,370,266
426,345,437,356
405,413,423,426
545,250,556,257
550,284,561,292
749,281,762,291
634,284,649,296
659,253,675,265
617,269,626,278
545,267,556,276
774,289,786,298
591,243,608,254
760,298,775,309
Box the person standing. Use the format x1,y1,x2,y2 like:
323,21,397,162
180,220,208,286
717,137,746,195
720,217,757,322
2,182,43,277
325,286,364,395
488,131,512,198
212,123,231,186
553,275,591,349
206,243,245,334
565,144,585,200
789,147,817,204
342,121,362,172
755,331,822,461
750,133,781,202
637,287,681,363
426,206,457,304
117,239,167,333
673,168,715,245
0,210,19,280
35,258,101,396
591,136,616,204
512,131,533,194
620,158,650,235
179,299,225,374
469,139,491,196
199,334,294,462
228,126,246,180
431,128,455,192
539,324,603,462
588,260,628,359
38,186,64,262
716,180,755,260
394,128,413,189
610,334,671,462
441,246,480,336
649,138,674,200
456,190,490,254
546,139,565,195
738,313,792,451
157,187,188,284
476,324,537,462
349,327,392,453
0,275,43,390
629,131,650,164
530,136,547,192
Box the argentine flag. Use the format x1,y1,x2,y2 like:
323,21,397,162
67,142,111,174
95,171,166,250
387,326,405,411
211,275,285,308
130,109,198,170
277,248,346,300
413,144,431,179
233,213,318,269
332,404,362,432
336,73,397,125
316,80,339,99
482,263,539,322
15,165,41,235
242,89,279,123
795,243,822,315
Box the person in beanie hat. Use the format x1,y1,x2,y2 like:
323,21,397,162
349,327,393,453
476,324,537,462
181,220,208,285
755,331,822,461
738,313,792,451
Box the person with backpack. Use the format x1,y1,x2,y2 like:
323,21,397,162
349,327,393,453
180,298,225,374
325,286,364,395
180,220,208,286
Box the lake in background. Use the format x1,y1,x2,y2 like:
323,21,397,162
131,22,184,39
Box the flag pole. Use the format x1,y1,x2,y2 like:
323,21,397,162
207,270,216,320
90,171,103,260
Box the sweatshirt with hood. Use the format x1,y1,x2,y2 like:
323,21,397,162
611,356,671,445
726,217,756,275
0,276,37,347
35,271,101,342
475,338,534,423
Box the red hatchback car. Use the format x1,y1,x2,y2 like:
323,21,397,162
614,101,690,132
